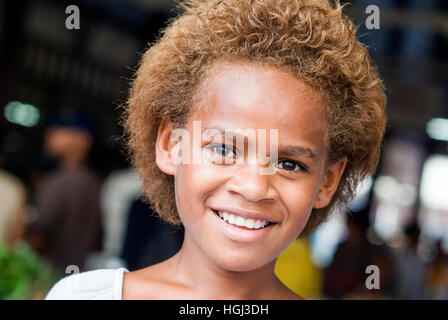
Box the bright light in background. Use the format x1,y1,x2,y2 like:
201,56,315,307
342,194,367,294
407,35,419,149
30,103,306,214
373,176,417,206
371,175,418,241
417,155,448,250
426,118,448,141
310,211,347,269
373,201,401,240
3,101,40,127
420,155,448,210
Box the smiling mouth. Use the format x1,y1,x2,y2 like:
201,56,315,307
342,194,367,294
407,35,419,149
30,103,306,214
211,209,274,230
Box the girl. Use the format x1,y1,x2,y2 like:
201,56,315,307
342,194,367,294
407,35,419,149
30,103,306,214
46,0,386,300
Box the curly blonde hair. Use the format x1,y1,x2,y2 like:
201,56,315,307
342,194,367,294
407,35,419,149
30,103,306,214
123,0,386,236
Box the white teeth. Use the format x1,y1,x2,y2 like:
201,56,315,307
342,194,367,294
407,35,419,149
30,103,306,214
217,210,268,229
246,219,255,229
235,216,245,227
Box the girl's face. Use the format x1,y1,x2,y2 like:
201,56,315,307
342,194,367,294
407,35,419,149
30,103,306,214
156,61,346,272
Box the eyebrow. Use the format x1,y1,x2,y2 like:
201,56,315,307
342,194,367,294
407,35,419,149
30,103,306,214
203,127,317,159
279,145,317,159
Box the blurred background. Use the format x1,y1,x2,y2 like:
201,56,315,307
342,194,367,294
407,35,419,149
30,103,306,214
0,0,447,300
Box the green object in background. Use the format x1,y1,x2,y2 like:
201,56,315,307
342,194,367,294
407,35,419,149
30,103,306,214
0,241,57,300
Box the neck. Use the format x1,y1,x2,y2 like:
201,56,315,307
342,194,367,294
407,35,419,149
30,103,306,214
61,154,86,170
165,233,282,299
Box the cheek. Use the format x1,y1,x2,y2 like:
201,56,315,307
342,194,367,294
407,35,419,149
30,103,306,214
284,179,318,210
277,207,312,252
280,181,319,235
174,164,223,222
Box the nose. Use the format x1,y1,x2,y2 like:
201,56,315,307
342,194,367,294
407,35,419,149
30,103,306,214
226,163,277,203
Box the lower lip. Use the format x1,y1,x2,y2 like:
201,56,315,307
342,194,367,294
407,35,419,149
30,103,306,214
211,209,276,244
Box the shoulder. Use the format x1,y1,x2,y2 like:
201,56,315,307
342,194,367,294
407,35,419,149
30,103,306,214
45,268,128,300
0,170,25,192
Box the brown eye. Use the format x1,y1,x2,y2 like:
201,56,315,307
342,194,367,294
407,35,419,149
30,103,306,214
277,160,307,173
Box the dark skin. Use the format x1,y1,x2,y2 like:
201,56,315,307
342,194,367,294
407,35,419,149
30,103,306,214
123,254,301,300
123,61,347,300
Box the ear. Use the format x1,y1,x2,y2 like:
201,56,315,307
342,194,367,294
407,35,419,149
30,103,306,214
155,120,177,176
313,156,348,209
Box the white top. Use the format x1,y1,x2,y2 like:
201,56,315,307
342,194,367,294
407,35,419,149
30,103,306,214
45,268,129,300
100,168,142,256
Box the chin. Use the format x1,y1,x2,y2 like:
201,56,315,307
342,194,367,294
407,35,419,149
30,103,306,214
210,249,276,273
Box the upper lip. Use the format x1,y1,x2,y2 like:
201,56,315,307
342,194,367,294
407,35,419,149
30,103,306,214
211,207,280,224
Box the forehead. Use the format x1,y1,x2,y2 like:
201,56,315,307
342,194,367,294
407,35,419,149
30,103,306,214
193,60,329,153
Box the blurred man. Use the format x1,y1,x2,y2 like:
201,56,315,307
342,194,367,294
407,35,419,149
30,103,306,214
25,112,102,276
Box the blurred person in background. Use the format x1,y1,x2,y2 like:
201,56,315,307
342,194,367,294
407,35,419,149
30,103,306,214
0,130,27,246
323,216,395,299
24,111,102,276
393,224,428,299
323,216,371,298
90,137,143,269
425,241,448,299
